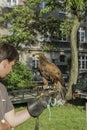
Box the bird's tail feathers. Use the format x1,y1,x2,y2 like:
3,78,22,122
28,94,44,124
54,81,66,100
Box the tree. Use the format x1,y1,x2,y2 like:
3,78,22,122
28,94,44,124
39,0,87,100
64,0,87,100
0,0,61,49
0,2,34,48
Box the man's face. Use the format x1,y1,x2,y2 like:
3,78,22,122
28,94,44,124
0,59,15,78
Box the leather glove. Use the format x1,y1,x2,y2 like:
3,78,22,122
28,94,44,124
27,90,58,118
27,95,50,117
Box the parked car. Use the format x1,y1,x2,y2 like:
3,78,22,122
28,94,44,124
72,72,87,99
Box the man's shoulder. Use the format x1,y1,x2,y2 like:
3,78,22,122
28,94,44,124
0,82,6,91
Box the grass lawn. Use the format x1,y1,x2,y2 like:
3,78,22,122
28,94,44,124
15,104,86,130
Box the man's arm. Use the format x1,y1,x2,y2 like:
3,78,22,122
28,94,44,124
5,94,48,127
5,90,56,128
5,108,31,128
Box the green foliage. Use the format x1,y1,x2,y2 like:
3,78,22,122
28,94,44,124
0,0,62,49
42,44,59,51
65,0,87,20
60,19,74,36
0,0,64,48
2,62,34,89
42,44,55,51
0,1,34,47
66,0,86,11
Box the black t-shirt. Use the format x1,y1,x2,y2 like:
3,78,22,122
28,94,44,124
0,83,14,121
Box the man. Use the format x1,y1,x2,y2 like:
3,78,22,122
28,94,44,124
0,43,53,130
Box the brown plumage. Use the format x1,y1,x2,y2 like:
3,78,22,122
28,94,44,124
34,53,65,90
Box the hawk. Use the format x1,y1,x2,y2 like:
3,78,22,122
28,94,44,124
34,53,65,91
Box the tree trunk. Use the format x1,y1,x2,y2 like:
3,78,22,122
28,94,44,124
66,17,80,100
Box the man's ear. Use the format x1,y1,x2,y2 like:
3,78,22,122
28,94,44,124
0,59,8,68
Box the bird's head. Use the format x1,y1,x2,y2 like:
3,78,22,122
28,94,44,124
34,53,46,60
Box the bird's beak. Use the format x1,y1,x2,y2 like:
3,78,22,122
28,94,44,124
34,54,40,59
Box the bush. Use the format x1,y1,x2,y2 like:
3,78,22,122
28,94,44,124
1,62,34,89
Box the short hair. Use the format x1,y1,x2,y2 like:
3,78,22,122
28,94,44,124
0,43,19,62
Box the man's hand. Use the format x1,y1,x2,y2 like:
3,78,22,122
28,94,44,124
0,120,11,130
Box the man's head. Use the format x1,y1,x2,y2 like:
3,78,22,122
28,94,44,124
0,43,19,78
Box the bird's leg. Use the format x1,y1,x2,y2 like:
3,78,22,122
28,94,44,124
39,78,56,97
36,77,49,97
42,77,48,90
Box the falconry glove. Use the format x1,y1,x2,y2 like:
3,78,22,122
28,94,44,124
27,95,50,117
27,90,58,118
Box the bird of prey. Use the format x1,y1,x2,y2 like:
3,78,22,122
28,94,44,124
34,53,65,93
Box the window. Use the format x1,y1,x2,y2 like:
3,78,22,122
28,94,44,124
60,55,65,62
52,58,59,65
79,27,85,43
32,55,38,71
79,55,87,71
39,2,46,9
7,22,13,35
7,0,18,6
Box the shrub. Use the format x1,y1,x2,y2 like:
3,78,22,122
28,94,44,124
2,62,34,89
